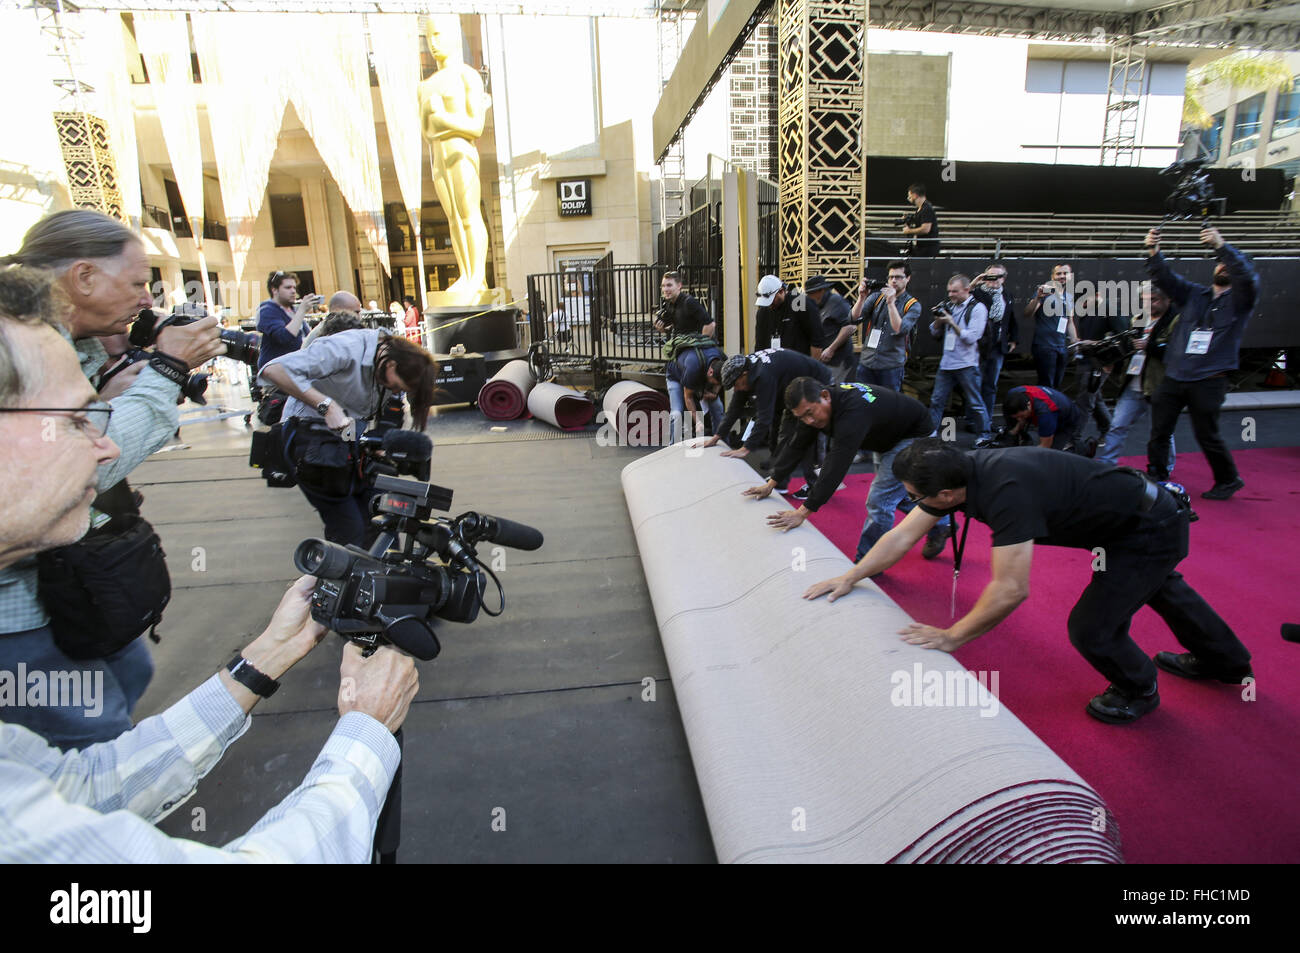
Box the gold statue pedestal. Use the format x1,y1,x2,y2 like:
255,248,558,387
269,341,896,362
425,291,519,356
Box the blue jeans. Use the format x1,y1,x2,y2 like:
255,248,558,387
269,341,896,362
667,378,723,445
931,366,990,436
1099,386,1175,472
0,626,150,750
969,352,1004,427
1034,346,1066,389
856,436,950,559
857,365,904,392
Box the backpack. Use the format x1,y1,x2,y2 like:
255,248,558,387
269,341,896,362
662,331,717,362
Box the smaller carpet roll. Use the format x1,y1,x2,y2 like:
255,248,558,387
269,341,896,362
528,382,595,430
602,381,670,447
478,360,536,421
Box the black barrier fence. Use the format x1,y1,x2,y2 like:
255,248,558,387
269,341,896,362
526,258,723,369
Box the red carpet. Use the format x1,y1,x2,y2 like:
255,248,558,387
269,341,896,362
798,446,1300,864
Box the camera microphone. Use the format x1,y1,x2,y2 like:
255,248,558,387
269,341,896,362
381,428,432,461
456,512,544,552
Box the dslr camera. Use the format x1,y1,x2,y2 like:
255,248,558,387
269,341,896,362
1160,156,1227,221
930,301,953,318
99,346,210,405
130,302,260,366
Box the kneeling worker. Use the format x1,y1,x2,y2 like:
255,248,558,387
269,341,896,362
1002,384,1090,454
803,439,1252,724
740,378,949,561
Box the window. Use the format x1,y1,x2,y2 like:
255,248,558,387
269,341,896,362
269,192,309,247
163,179,191,238
1230,93,1265,155
1201,111,1226,158
1274,79,1300,140
181,269,223,307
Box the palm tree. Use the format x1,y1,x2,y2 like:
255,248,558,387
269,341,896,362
1183,52,1294,130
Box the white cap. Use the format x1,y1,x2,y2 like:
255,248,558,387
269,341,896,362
755,274,784,306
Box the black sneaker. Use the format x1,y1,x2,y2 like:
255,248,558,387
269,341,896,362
1086,684,1160,724
1201,478,1244,500
1154,651,1254,684
790,485,811,502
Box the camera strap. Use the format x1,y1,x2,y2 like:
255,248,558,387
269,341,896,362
949,511,972,620
148,351,189,387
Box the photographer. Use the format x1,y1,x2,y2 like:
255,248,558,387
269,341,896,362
754,275,827,359
928,275,992,442
0,285,416,859
257,271,321,370
654,271,714,338
258,329,438,545
802,439,1251,725
1024,264,1078,389
851,261,921,392
1143,227,1259,500
1,213,222,745
968,264,1018,431
1098,286,1177,471
900,184,940,256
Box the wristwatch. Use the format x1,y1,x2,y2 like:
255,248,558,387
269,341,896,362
225,654,280,698
316,397,334,416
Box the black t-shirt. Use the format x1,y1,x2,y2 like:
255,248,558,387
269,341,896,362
913,201,940,255
755,291,828,355
964,447,1147,548
661,292,711,335
717,348,831,451
771,382,932,512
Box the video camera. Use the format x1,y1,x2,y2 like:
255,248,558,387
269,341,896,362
1069,326,1143,367
130,302,260,366
1160,157,1227,221
293,474,544,660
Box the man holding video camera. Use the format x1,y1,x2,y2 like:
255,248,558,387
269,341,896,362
0,281,417,860
258,328,438,546
1143,226,1258,500
0,212,224,747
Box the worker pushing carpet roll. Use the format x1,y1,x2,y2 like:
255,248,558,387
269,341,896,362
621,443,1123,864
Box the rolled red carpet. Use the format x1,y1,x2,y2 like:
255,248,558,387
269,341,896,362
528,382,595,430
478,360,535,420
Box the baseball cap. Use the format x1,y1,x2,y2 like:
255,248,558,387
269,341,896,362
719,354,749,389
755,275,784,307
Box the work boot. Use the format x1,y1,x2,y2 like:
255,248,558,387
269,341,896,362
921,525,948,560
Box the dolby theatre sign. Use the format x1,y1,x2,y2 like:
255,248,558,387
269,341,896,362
557,179,592,217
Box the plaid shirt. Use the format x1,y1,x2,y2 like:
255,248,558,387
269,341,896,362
0,674,400,862
0,335,179,634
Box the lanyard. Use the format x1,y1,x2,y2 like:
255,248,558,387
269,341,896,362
949,511,972,620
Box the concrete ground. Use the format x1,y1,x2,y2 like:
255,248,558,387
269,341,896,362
134,372,1299,862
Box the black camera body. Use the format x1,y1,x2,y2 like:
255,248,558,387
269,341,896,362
130,303,260,366
99,347,209,405
930,301,953,317
1160,157,1227,221
974,426,1032,450
861,278,887,293
293,474,543,661
1072,326,1142,367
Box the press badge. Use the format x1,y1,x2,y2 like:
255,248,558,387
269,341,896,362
1186,330,1212,355
1126,353,1145,375
867,328,882,349
772,335,782,350
1056,317,1068,334
944,331,956,351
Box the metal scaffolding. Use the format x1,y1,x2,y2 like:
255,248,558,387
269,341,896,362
1100,39,1148,167
657,1,694,228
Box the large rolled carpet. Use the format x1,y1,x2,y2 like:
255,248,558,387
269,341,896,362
602,381,670,447
528,382,595,430
478,360,535,420
621,443,1123,864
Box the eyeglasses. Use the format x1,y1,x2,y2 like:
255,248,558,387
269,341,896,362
905,489,926,505
0,401,114,440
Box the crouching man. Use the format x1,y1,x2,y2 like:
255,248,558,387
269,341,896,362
802,439,1251,724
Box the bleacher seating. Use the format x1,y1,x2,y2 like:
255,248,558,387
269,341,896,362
863,207,1300,258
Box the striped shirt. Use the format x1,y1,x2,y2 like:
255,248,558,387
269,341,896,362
0,335,180,634
0,674,400,862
